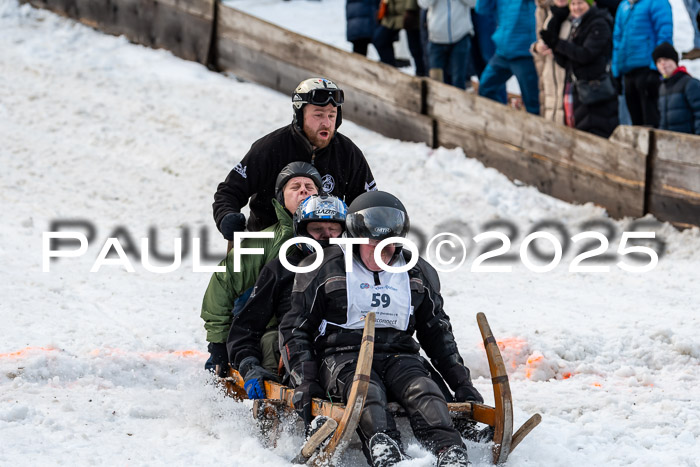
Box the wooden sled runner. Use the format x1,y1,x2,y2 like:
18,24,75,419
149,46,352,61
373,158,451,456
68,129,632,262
220,312,541,465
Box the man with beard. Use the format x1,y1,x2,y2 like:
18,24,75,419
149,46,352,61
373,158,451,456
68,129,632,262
213,78,377,237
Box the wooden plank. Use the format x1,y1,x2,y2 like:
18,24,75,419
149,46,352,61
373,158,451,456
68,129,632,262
654,129,700,164
426,80,646,185
437,120,644,218
651,160,700,198
24,0,214,64
648,193,700,227
648,157,700,227
217,5,423,114
216,36,432,143
609,125,651,155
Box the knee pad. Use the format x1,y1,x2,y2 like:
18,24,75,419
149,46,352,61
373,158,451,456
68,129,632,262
402,377,453,431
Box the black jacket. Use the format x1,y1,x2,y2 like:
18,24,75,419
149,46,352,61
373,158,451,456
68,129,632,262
552,6,619,137
279,246,471,390
227,247,305,369
213,124,376,232
659,70,700,135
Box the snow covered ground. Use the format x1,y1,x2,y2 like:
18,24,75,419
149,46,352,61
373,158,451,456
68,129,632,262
1,0,700,465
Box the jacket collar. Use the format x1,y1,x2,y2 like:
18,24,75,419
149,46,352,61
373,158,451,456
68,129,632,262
271,198,294,230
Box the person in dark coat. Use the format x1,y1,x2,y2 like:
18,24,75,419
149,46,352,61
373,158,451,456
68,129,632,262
541,0,619,137
213,78,376,237
653,42,700,134
346,0,378,56
229,194,347,400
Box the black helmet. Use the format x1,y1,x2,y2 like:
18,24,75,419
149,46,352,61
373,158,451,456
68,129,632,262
346,191,410,241
292,78,343,130
275,161,323,204
293,194,348,255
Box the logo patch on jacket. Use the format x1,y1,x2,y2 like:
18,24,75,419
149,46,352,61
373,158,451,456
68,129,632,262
233,163,247,179
322,174,335,193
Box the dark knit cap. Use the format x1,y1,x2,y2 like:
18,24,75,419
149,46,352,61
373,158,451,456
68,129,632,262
652,42,678,64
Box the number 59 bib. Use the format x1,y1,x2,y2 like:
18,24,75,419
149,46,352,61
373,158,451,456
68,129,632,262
320,256,413,334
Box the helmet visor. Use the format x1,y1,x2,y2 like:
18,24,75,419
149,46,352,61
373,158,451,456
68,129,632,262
346,207,409,240
303,89,344,107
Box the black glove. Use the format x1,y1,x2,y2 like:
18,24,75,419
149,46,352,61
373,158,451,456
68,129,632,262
442,363,484,403
292,381,325,426
239,356,280,399
403,9,419,30
220,212,246,241
539,28,559,51
454,383,484,403
207,342,229,378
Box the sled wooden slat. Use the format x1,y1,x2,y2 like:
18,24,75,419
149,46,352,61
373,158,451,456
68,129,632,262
511,413,542,452
311,311,376,466
477,312,514,464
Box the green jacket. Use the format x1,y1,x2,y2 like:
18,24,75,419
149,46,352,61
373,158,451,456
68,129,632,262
200,200,293,343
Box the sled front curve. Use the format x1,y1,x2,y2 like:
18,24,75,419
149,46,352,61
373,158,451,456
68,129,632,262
477,312,541,464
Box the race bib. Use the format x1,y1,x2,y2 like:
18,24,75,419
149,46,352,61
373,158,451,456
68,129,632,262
319,255,413,334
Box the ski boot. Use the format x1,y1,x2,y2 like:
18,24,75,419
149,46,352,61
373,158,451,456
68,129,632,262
436,445,469,467
368,432,404,467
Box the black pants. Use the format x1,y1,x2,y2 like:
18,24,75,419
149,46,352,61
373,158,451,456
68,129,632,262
352,38,371,56
320,353,464,462
624,67,661,127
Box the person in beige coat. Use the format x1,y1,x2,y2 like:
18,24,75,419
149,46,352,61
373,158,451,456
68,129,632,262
531,0,572,123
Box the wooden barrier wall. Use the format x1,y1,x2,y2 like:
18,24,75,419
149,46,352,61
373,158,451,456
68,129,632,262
20,0,700,228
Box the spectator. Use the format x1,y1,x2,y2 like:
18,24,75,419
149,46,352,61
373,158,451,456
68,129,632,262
476,0,540,114
531,0,571,122
680,0,700,59
373,0,428,76
418,0,477,89
346,0,378,56
533,0,552,112
471,10,508,100
612,0,673,127
542,0,618,137
654,42,700,134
